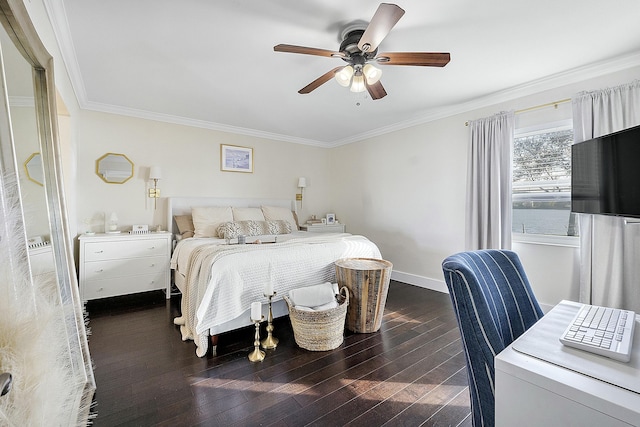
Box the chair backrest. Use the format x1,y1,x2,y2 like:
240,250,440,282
442,250,543,427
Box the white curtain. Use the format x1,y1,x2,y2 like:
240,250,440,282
572,80,640,311
465,111,514,250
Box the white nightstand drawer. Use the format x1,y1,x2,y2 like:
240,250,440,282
83,239,167,261
84,256,167,281
79,232,173,300
83,273,165,300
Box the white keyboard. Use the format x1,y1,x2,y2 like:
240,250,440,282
560,303,636,362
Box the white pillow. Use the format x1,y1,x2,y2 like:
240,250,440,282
191,206,233,238
288,282,338,308
261,205,298,231
232,207,265,221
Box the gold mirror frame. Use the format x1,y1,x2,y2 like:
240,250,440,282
24,152,43,186
96,152,134,183
0,0,95,423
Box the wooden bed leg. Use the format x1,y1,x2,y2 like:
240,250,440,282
210,335,218,356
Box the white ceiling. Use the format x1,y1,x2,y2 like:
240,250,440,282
44,0,640,147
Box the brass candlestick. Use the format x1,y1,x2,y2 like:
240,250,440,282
248,316,265,362
261,292,279,349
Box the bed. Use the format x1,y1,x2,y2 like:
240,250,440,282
166,197,382,357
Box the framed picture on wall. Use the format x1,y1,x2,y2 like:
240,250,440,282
221,144,253,173
326,213,336,224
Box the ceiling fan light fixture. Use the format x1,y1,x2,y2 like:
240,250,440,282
350,74,366,93
335,65,354,87
274,3,451,100
363,63,382,84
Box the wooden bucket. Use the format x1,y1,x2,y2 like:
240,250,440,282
335,258,393,333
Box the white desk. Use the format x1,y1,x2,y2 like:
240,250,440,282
495,300,640,426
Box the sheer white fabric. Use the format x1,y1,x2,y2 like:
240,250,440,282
465,111,514,250
572,80,640,311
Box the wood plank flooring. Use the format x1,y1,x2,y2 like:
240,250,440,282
86,281,471,426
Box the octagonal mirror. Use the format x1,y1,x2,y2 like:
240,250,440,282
24,152,43,186
96,152,134,184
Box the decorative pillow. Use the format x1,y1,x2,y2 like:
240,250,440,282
232,207,265,221
261,205,298,231
192,206,233,238
217,220,292,238
174,215,195,239
266,220,291,235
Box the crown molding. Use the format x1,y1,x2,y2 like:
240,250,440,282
328,50,640,147
42,0,640,148
82,51,640,149
82,100,329,147
43,0,88,105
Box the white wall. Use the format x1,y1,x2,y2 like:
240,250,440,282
329,114,468,293
74,110,332,233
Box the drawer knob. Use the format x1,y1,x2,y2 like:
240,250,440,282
148,246,156,250
95,269,104,273
94,250,104,254
150,264,155,267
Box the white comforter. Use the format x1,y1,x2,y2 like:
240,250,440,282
171,233,381,356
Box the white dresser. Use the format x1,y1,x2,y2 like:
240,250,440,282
300,223,346,233
78,232,172,301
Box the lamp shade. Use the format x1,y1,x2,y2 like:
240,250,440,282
363,64,382,84
298,177,307,188
149,166,162,180
350,74,366,93
335,65,354,87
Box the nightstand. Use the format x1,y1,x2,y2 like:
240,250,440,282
300,223,346,233
78,232,172,301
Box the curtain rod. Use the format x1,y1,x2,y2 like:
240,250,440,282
464,98,571,126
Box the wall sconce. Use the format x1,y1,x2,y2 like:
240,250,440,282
297,177,306,209
148,166,162,209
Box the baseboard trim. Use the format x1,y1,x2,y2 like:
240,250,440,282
391,270,448,294
391,270,555,313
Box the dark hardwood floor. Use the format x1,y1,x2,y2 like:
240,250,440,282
86,281,471,426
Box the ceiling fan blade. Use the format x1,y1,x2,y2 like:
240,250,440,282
358,3,405,53
366,80,387,100
377,52,451,66
274,44,343,58
299,67,344,94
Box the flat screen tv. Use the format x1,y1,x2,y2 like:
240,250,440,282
571,124,640,217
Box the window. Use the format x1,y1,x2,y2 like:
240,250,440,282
512,122,578,241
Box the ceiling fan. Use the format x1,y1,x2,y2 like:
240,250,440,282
274,3,450,100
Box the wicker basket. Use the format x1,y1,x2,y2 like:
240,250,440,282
284,286,349,351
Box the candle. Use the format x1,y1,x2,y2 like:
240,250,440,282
265,279,274,296
251,302,262,321
265,265,274,295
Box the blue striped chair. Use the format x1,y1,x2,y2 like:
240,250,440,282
442,250,543,427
